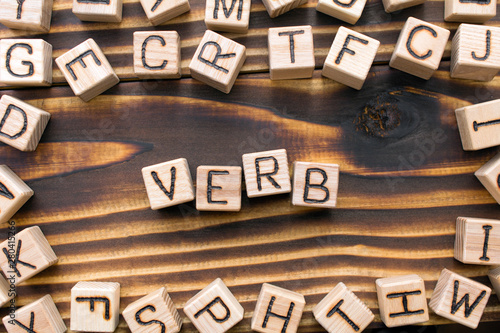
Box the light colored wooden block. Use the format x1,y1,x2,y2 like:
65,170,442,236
261,0,308,18
142,158,195,210
139,0,190,26
429,268,491,329
0,95,50,152
70,281,120,332
0,226,58,285
292,161,339,208
476,152,500,204
55,38,119,102
2,295,66,333
389,17,450,80
123,287,182,333
0,39,52,87
196,166,241,211
189,30,246,94
242,149,291,198
316,0,367,25
184,278,244,333
268,25,315,80
72,0,123,23
445,0,496,23
133,31,181,79
0,274,14,307
382,0,425,12
454,217,500,265
451,24,500,81
0,0,52,32
251,283,305,333
313,282,374,333
205,0,251,33
455,99,500,151
488,266,500,302
0,165,34,224
322,26,379,90
375,274,429,327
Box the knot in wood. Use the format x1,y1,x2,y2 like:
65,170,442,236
355,95,401,138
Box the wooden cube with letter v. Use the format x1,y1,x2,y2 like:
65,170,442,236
184,278,244,333
71,281,120,332
56,38,119,102
445,0,496,23
189,30,246,94
0,165,33,224
205,0,251,33
72,0,123,22
196,166,242,211
140,0,190,26
0,0,53,31
292,161,339,208
455,217,500,265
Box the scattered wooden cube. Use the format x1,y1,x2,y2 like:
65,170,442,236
251,283,305,333
455,99,500,151
242,149,291,198
2,294,66,333
205,0,251,33
375,274,429,327
445,0,496,23
292,161,339,208
139,0,190,26
316,0,367,25
451,24,500,81
322,26,380,90
488,266,500,302
268,25,315,80
382,0,425,12
123,287,182,333
261,0,308,18
0,165,34,224
389,17,450,80
133,31,181,79
55,38,119,102
429,268,491,329
142,158,195,210
189,30,246,94
184,278,244,333
196,166,242,211
0,0,52,32
0,226,58,285
313,282,374,333
0,275,14,307
0,95,51,152
72,0,123,23
71,281,120,332
476,152,500,204
455,217,500,265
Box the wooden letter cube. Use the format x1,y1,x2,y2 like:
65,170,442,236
322,26,379,90
55,38,119,102
0,165,33,224
455,99,500,151
455,217,500,265
429,268,491,329
196,166,242,211
0,39,52,86
268,25,315,80
71,281,120,332
123,287,182,333
133,31,181,79
184,278,244,333
476,152,500,204
389,17,450,80
140,0,190,26
242,149,291,198
189,30,246,94
375,274,429,327
0,0,52,32
488,266,500,302
382,0,425,12
142,158,195,210
72,0,123,23
451,24,500,81
2,295,66,333
313,282,374,333
251,283,305,333
445,0,496,23
0,226,58,285
205,0,251,33
0,275,14,307
292,161,339,208
316,0,367,25
0,95,51,152
261,0,308,18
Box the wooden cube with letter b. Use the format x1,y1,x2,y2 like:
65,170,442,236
140,0,190,26
189,30,246,94
205,0,251,33
316,0,367,25
72,0,123,22
0,165,33,224
196,166,241,211
55,38,119,102
184,278,244,333
445,0,496,23
261,0,308,18
292,161,339,208
0,0,52,32
455,217,500,265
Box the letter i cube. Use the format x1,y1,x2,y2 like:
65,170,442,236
292,161,339,208
454,217,500,265
0,165,34,224
0,0,53,32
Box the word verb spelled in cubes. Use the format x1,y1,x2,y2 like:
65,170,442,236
0,165,33,224
455,217,500,265
72,0,123,22
196,166,242,211
292,161,339,208
316,0,367,25
205,0,251,33
0,0,53,31
140,0,190,26
134,31,181,79
445,0,496,23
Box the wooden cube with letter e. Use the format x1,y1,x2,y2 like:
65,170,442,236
261,0,308,18
72,0,123,22
140,0,190,26
445,0,496,23
196,166,242,211
205,0,251,33
292,161,339,208
0,0,52,31
134,31,181,79
0,165,33,224
455,217,500,265
316,0,367,25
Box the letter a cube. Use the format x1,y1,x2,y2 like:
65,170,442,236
0,165,34,224
445,0,496,23
189,30,246,94
72,0,123,22
184,278,244,333
292,161,339,208
205,0,251,33
454,217,500,265
0,0,53,32
140,0,190,26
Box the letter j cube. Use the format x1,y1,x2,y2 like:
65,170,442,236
292,161,339,208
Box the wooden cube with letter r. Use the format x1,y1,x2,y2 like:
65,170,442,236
292,161,339,208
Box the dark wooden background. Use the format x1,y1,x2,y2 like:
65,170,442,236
1,0,500,331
